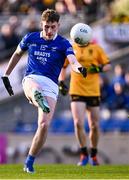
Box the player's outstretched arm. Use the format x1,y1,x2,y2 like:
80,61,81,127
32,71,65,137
67,54,87,77
3,46,24,76
2,45,24,96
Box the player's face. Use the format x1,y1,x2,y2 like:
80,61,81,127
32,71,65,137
41,21,59,40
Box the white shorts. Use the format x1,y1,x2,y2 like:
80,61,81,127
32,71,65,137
22,74,59,101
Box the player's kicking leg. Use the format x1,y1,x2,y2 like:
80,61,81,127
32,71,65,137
33,89,50,113
22,78,50,113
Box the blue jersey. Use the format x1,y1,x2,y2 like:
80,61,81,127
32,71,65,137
19,32,74,84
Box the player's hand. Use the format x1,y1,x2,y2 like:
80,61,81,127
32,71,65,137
78,67,87,77
1,76,14,96
59,81,68,96
88,64,103,73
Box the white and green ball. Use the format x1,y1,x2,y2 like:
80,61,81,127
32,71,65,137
70,23,92,45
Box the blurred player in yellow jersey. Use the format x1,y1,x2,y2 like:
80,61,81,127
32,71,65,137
59,24,111,166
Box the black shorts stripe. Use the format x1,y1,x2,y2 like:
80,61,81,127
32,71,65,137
70,95,101,107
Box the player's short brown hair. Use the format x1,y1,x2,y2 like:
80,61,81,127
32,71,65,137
41,9,60,22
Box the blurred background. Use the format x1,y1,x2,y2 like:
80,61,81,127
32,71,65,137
0,0,129,165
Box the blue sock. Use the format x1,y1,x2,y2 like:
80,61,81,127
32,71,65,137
25,155,35,167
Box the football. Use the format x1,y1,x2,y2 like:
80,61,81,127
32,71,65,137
70,23,92,45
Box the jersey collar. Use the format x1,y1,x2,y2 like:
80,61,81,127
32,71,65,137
40,32,57,40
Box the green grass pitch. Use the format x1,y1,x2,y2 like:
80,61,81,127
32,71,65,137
0,164,129,179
